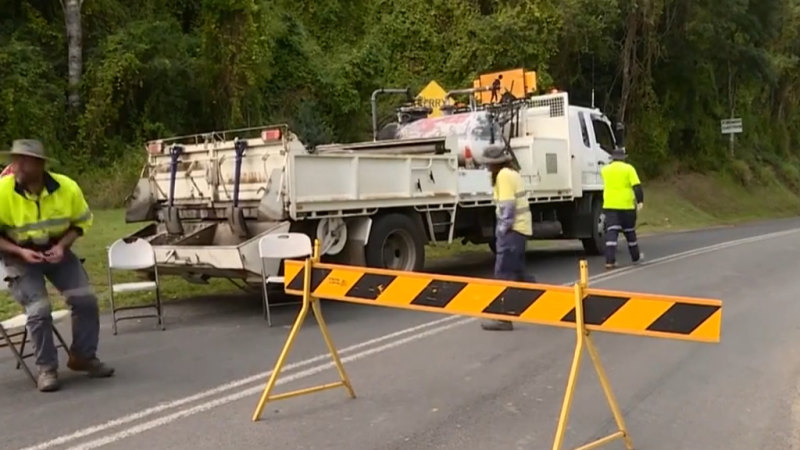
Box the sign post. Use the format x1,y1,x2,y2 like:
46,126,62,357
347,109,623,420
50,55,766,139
721,118,743,156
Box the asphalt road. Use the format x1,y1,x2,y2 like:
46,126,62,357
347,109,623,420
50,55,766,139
2,218,800,450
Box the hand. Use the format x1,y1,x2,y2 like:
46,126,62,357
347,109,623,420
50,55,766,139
496,225,509,237
18,248,46,264
637,202,644,212
44,244,65,264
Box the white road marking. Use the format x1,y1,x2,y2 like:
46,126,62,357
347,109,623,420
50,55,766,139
65,317,477,450
21,226,800,450
17,315,462,450
588,227,800,284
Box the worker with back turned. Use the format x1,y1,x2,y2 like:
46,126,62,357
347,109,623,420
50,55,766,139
600,148,644,269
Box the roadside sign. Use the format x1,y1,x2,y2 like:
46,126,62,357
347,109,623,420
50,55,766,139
721,118,743,135
416,80,447,117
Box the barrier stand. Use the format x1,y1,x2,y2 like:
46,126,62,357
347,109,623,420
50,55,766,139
251,239,356,422
552,261,633,450
251,233,722,447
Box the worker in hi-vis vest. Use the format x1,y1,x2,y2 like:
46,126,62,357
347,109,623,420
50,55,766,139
0,140,115,392
481,146,534,331
600,148,644,269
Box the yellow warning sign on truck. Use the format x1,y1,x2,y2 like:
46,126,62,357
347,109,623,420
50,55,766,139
415,80,447,117
473,68,537,104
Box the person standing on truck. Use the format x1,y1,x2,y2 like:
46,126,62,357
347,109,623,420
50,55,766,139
601,148,644,269
0,139,114,392
481,146,533,332
490,75,503,103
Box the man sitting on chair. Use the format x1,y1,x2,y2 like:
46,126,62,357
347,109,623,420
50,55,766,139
0,139,114,392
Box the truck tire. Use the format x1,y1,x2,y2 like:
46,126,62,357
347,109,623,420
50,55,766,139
581,200,606,255
365,213,425,271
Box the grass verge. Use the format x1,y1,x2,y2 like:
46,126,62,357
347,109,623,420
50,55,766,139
1,171,798,321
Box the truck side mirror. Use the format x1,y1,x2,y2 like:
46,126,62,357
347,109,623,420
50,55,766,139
614,122,625,148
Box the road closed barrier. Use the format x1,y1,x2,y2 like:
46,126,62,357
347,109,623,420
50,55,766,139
251,236,723,450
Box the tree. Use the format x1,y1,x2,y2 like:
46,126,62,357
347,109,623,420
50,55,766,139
61,0,84,109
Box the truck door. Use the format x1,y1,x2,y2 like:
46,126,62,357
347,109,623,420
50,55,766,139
587,114,615,184
575,111,600,189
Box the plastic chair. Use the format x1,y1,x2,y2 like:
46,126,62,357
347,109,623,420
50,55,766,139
259,233,313,327
0,259,70,386
107,238,165,335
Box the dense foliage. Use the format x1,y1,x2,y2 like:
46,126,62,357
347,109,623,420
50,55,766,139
2,0,800,200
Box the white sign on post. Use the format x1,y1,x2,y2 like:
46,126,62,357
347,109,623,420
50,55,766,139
721,118,743,156
721,118,743,135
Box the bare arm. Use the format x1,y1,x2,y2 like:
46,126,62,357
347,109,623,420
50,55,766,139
0,235,23,257
57,228,81,250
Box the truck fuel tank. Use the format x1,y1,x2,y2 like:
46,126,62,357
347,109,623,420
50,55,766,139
394,110,505,167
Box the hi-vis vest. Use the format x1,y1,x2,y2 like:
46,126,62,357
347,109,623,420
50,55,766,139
0,172,93,248
493,167,533,236
600,161,641,210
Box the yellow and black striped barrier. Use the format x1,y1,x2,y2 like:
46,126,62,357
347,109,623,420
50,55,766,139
251,236,723,450
280,261,721,343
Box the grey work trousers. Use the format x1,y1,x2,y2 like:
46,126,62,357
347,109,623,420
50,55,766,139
494,230,534,283
3,250,100,371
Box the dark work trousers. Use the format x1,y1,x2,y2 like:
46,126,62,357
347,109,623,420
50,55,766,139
604,209,641,264
495,230,535,283
4,250,100,371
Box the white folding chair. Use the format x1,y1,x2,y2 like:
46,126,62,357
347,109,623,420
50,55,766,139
0,259,70,386
259,233,313,327
107,237,165,335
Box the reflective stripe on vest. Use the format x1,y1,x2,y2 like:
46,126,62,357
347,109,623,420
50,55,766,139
0,172,93,247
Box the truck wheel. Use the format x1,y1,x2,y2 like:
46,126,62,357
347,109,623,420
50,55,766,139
365,213,425,271
581,200,606,255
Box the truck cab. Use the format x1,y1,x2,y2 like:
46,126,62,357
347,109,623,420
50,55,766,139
569,106,617,190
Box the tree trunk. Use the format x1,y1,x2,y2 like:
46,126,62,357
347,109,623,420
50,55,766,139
618,7,640,124
63,0,83,109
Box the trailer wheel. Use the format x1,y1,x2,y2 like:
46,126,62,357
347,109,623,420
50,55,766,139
365,213,425,271
581,200,606,255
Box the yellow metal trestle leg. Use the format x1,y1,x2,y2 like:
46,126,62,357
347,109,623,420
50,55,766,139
251,240,356,422
551,261,634,450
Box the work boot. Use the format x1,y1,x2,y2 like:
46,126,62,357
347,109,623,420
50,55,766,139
37,369,60,392
67,355,115,378
633,252,645,265
605,262,616,270
480,319,514,331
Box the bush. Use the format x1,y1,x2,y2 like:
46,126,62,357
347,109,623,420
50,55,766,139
730,159,753,186
753,165,776,186
775,161,800,191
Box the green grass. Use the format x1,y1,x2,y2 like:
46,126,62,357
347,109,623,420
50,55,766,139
0,210,234,320
1,171,798,321
637,171,800,233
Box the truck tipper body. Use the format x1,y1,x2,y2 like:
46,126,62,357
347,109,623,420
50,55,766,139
123,91,622,285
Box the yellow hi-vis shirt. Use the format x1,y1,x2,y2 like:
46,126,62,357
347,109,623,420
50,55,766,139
0,172,93,248
601,161,641,210
493,167,533,236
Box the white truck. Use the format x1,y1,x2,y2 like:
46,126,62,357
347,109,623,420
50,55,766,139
123,90,622,285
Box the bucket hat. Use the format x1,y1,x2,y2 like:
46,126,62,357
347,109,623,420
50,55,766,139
611,148,627,161
0,139,50,161
482,146,512,165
